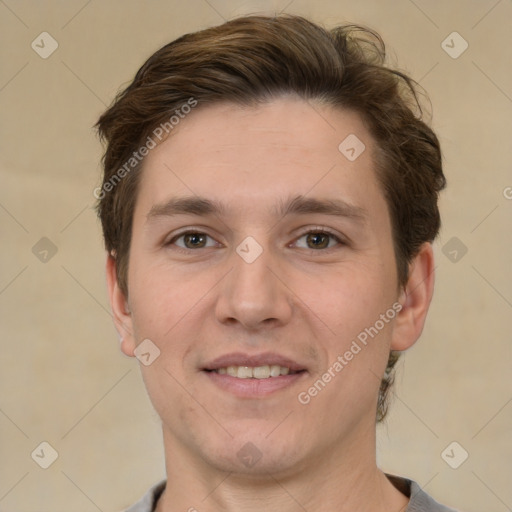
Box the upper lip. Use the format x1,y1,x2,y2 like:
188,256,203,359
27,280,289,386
202,352,307,372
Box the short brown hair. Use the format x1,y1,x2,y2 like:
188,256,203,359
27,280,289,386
95,14,445,422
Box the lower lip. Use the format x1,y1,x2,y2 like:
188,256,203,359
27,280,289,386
203,370,307,398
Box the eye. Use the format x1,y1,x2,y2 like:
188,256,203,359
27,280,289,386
165,227,345,254
293,229,344,251
167,231,218,251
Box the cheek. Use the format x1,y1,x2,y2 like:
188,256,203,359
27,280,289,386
301,264,396,404
127,257,195,342
304,265,391,343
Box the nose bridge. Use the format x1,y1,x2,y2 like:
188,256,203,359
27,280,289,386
215,234,292,329
232,236,279,304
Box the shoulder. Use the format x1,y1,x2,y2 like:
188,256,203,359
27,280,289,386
386,473,460,512
125,476,462,512
121,480,166,512
408,479,460,511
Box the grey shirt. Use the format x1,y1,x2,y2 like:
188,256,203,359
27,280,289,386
123,474,459,511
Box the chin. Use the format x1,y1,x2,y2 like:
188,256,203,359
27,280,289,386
211,450,303,478
199,429,307,477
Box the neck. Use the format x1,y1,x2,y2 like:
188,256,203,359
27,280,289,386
155,424,409,512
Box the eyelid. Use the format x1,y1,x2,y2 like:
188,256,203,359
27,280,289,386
296,225,343,238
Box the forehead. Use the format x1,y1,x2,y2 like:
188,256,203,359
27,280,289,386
147,97,370,165
135,97,386,222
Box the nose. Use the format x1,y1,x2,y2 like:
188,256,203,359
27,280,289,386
214,239,293,333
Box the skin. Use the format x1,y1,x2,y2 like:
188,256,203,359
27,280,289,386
106,96,435,512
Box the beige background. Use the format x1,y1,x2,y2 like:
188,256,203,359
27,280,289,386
1,1,511,511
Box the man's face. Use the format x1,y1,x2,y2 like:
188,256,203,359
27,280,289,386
116,97,404,475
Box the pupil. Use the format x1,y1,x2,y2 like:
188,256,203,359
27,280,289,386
186,233,205,248
308,233,328,249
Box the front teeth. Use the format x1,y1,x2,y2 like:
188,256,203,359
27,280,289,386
216,365,291,379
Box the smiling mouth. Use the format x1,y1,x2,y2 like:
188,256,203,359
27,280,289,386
205,365,305,379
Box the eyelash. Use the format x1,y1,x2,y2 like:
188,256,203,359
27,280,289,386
165,227,346,255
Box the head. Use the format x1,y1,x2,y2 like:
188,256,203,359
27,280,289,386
96,14,444,474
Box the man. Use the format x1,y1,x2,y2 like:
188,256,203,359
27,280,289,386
95,13,457,512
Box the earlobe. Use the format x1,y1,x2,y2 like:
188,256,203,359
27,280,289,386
105,253,136,357
390,243,435,351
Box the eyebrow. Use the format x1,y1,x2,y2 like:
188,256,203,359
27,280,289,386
146,194,367,224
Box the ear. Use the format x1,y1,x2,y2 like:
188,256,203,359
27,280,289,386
105,252,136,357
390,242,435,351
